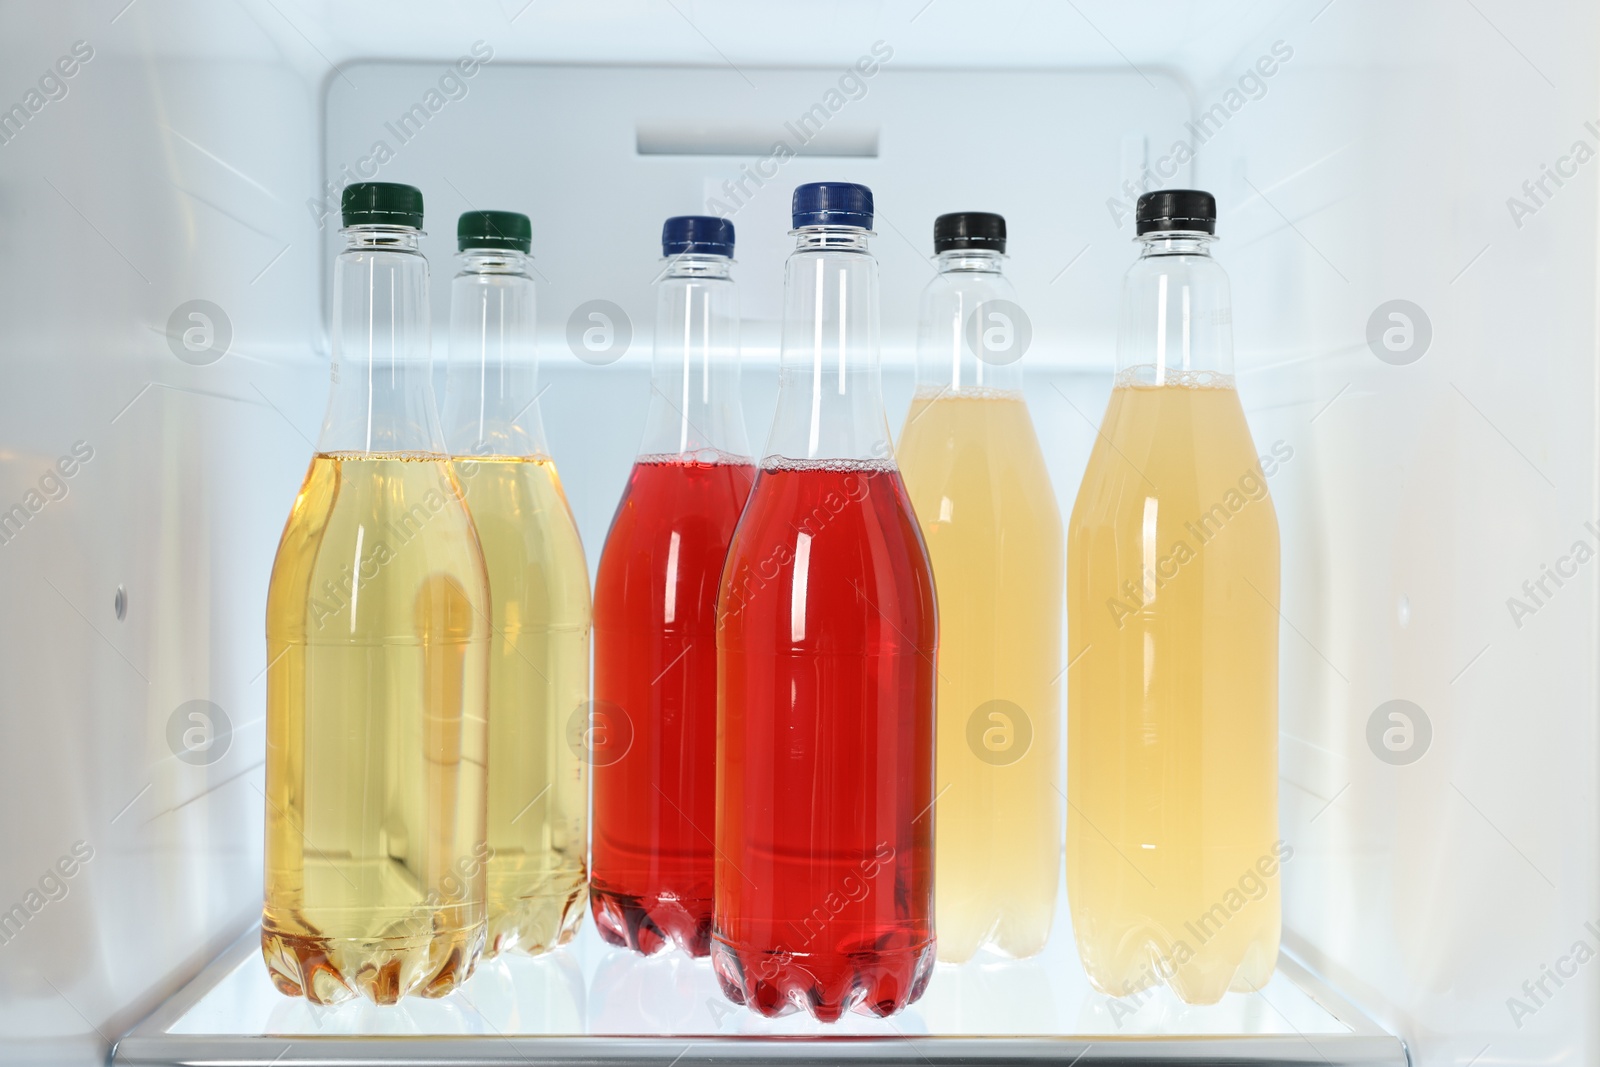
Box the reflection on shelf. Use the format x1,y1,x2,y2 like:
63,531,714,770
168,893,1351,1039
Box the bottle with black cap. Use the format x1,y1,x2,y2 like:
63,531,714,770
591,215,752,959
1066,189,1282,1004
440,210,590,961
264,182,491,1004
713,182,936,1021
895,211,1062,965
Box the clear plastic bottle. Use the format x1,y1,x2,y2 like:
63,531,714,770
714,183,937,1020
263,182,490,1004
894,212,1062,963
441,210,590,958
1066,189,1282,1005
591,216,754,956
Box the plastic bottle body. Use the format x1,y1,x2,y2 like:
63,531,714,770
895,250,1062,963
713,224,937,1020
264,225,491,1004
1066,232,1282,1004
592,252,754,956
443,249,590,958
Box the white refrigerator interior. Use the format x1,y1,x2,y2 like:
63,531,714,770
0,2,1593,1065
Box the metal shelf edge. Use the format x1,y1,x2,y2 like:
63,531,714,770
113,1033,1408,1067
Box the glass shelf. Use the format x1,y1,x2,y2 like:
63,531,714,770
114,900,1405,1066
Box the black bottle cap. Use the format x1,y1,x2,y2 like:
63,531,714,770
1135,189,1217,235
933,212,1006,254
341,182,424,229
457,210,531,253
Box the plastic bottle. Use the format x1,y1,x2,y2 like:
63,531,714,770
592,216,754,956
441,209,590,958
713,182,937,1020
263,182,490,1004
895,212,1062,963
1066,189,1282,1005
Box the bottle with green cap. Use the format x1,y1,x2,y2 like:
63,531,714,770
262,181,492,1004
441,209,592,958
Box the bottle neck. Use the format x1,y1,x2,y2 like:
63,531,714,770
442,248,546,458
933,248,1005,273
765,226,892,465
915,249,1023,394
1138,232,1215,257
790,226,873,253
1116,231,1234,384
639,253,748,459
318,226,444,455
661,253,732,281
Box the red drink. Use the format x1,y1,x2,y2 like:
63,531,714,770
591,453,755,955
713,459,937,1020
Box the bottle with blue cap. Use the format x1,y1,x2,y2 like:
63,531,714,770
591,215,753,958
440,210,591,960
714,183,937,1020
896,211,1063,965
263,182,491,1003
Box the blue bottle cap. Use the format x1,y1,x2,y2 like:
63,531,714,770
791,182,874,230
662,215,735,257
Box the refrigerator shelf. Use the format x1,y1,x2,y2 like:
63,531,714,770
113,917,1405,1067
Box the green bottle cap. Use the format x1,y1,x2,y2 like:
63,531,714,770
458,210,532,253
341,182,424,229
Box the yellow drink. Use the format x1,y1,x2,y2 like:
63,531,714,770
455,454,590,957
1066,371,1281,1005
897,387,1063,963
263,452,490,1005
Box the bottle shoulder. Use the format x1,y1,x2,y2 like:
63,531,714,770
597,459,754,574
268,454,491,642
1067,384,1279,534
720,462,935,646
